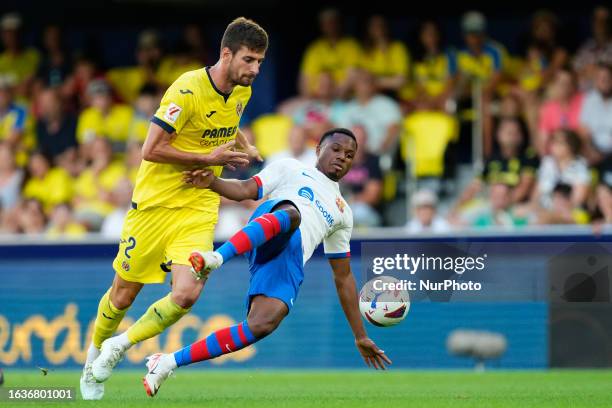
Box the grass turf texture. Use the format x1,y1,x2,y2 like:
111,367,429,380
1,369,612,407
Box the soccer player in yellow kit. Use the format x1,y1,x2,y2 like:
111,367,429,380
79,18,268,400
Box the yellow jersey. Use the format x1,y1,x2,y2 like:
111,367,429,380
401,111,458,177
361,41,410,79
456,41,508,81
74,160,127,216
413,51,458,97
133,67,251,214
23,167,74,213
0,103,36,166
107,66,160,104
0,48,40,84
301,37,362,91
76,105,134,145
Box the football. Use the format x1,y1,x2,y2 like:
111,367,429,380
359,276,410,327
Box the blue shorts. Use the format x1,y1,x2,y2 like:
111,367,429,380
245,199,304,313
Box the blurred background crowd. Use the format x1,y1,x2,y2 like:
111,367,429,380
0,4,610,238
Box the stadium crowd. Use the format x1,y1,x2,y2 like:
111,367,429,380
0,7,610,237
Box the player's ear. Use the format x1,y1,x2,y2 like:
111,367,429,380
221,47,233,62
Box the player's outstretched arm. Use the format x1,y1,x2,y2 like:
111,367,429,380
329,258,392,370
142,122,250,169
183,169,259,202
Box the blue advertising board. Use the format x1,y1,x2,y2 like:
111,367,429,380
0,239,554,369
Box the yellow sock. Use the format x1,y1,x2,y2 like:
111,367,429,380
126,293,190,344
92,289,129,349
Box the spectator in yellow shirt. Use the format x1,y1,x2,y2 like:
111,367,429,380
46,203,87,238
76,79,134,153
360,15,409,96
412,20,458,109
456,11,510,157
0,75,35,166
0,13,40,98
456,11,509,98
516,11,569,93
299,8,362,98
73,137,127,230
106,30,165,103
22,151,74,214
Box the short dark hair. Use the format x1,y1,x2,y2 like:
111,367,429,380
318,128,357,146
553,183,573,198
554,129,582,156
221,17,268,54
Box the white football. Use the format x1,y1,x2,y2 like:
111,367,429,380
359,276,410,327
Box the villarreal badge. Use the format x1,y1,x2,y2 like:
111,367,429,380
236,101,243,117
335,197,345,213
122,261,130,272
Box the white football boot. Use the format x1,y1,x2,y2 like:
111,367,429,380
91,336,128,383
142,353,176,397
189,250,223,280
80,360,104,400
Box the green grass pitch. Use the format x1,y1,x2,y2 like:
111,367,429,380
2,369,612,407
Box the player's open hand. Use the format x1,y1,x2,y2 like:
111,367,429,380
183,169,214,189
208,141,250,170
355,337,392,370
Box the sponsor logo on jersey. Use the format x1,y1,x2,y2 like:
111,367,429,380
315,199,334,227
121,261,130,272
201,126,238,139
164,103,182,124
236,101,243,117
200,126,238,146
336,197,345,213
298,187,314,202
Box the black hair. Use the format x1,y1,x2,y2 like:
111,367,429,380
317,128,358,147
552,183,573,198
553,128,582,156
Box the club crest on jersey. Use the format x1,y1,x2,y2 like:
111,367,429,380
236,101,243,117
336,197,345,213
164,103,182,124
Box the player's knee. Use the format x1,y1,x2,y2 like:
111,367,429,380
111,288,138,310
285,206,301,232
171,289,200,309
247,315,281,338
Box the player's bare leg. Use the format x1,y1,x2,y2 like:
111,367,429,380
93,264,204,383
245,295,288,338
143,295,287,397
82,275,142,399
170,264,207,308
